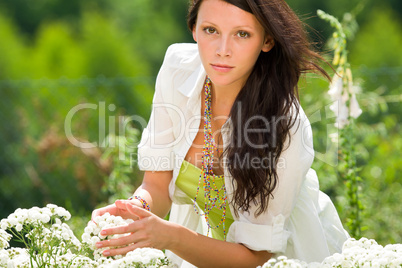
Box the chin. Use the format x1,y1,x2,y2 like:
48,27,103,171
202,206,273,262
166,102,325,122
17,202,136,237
208,77,233,87
207,74,243,89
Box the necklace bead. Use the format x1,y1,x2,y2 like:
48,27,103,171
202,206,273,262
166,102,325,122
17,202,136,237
193,76,228,240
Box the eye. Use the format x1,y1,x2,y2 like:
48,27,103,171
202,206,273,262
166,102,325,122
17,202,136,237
237,31,250,38
203,27,217,35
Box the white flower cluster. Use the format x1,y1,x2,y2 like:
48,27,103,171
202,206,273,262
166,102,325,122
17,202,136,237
82,212,134,260
47,253,98,268
97,248,174,268
258,256,309,268
0,204,71,231
39,219,82,250
0,230,11,250
0,247,30,268
80,213,174,267
0,204,81,267
328,70,362,129
321,237,402,268
1,205,174,268
0,204,79,253
260,238,402,268
0,247,98,268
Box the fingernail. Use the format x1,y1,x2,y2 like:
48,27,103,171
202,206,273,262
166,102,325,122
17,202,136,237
96,242,102,248
101,230,107,235
103,250,110,256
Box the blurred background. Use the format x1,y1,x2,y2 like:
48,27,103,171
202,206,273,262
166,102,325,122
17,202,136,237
0,0,400,244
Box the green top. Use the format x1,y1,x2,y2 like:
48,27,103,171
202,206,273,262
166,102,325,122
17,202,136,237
175,160,234,241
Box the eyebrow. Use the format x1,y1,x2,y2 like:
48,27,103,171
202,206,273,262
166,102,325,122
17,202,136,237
200,20,255,30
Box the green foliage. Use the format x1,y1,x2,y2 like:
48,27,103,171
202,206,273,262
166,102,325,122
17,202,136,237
0,14,27,78
305,5,402,244
102,0,192,75
348,7,402,244
317,8,364,238
0,0,107,36
350,9,402,68
301,3,402,245
357,120,402,244
0,9,154,221
100,124,141,204
81,12,149,78
29,22,86,79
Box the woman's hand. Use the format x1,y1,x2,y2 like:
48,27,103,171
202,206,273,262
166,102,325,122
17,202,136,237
94,200,177,257
91,199,143,221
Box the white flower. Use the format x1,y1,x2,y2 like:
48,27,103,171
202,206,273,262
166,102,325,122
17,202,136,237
328,74,343,100
0,234,11,251
106,248,173,268
46,204,57,210
0,249,10,266
56,207,71,220
330,99,349,129
81,232,91,244
84,225,94,234
0,220,10,230
307,262,322,268
349,93,362,118
15,224,23,232
91,236,101,244
6,215,18,227
29,212,40,222
39,213,51,224
4,248,30,267
328,72,362,129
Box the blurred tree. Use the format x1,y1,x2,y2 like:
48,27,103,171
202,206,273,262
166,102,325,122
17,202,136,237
28,22,85,79
0,10,154,219
347,6,402,244
0,13,28,79
0,0,108,36
349,6,402,123
0,13,27,216
349,7,402,72
102,0,192,75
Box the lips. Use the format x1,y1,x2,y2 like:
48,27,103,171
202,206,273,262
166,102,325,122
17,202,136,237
211,64,234,73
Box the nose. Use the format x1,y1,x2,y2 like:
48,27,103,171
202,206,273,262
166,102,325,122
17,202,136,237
216,35,232,57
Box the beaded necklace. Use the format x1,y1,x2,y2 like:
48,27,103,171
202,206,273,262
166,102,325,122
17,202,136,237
193,76,228,240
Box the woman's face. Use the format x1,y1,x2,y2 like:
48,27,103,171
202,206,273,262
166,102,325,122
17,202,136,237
192,0,273,91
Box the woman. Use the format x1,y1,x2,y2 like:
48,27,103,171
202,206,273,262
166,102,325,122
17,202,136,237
92,0,350,267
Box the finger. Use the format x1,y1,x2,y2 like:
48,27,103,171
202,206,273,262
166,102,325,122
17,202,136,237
115,199,130,210
96,232,136,249
115,199,142,220
126,202,152,219
101,223,132,236
91,204,118,220
100,219,145,236
102,243,137,257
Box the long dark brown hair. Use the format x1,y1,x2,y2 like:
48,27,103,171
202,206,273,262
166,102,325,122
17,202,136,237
188,0,330,216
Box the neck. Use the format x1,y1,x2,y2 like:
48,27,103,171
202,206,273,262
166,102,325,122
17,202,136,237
211,82,242,114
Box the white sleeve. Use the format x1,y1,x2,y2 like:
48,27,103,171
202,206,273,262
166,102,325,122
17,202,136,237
227,106,315,253
137,46,178,171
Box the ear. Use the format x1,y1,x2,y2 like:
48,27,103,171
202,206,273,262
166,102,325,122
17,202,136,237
192,25,197,42
262,36,274,52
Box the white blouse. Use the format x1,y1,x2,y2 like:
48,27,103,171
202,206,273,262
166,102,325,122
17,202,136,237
137,43,349,267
